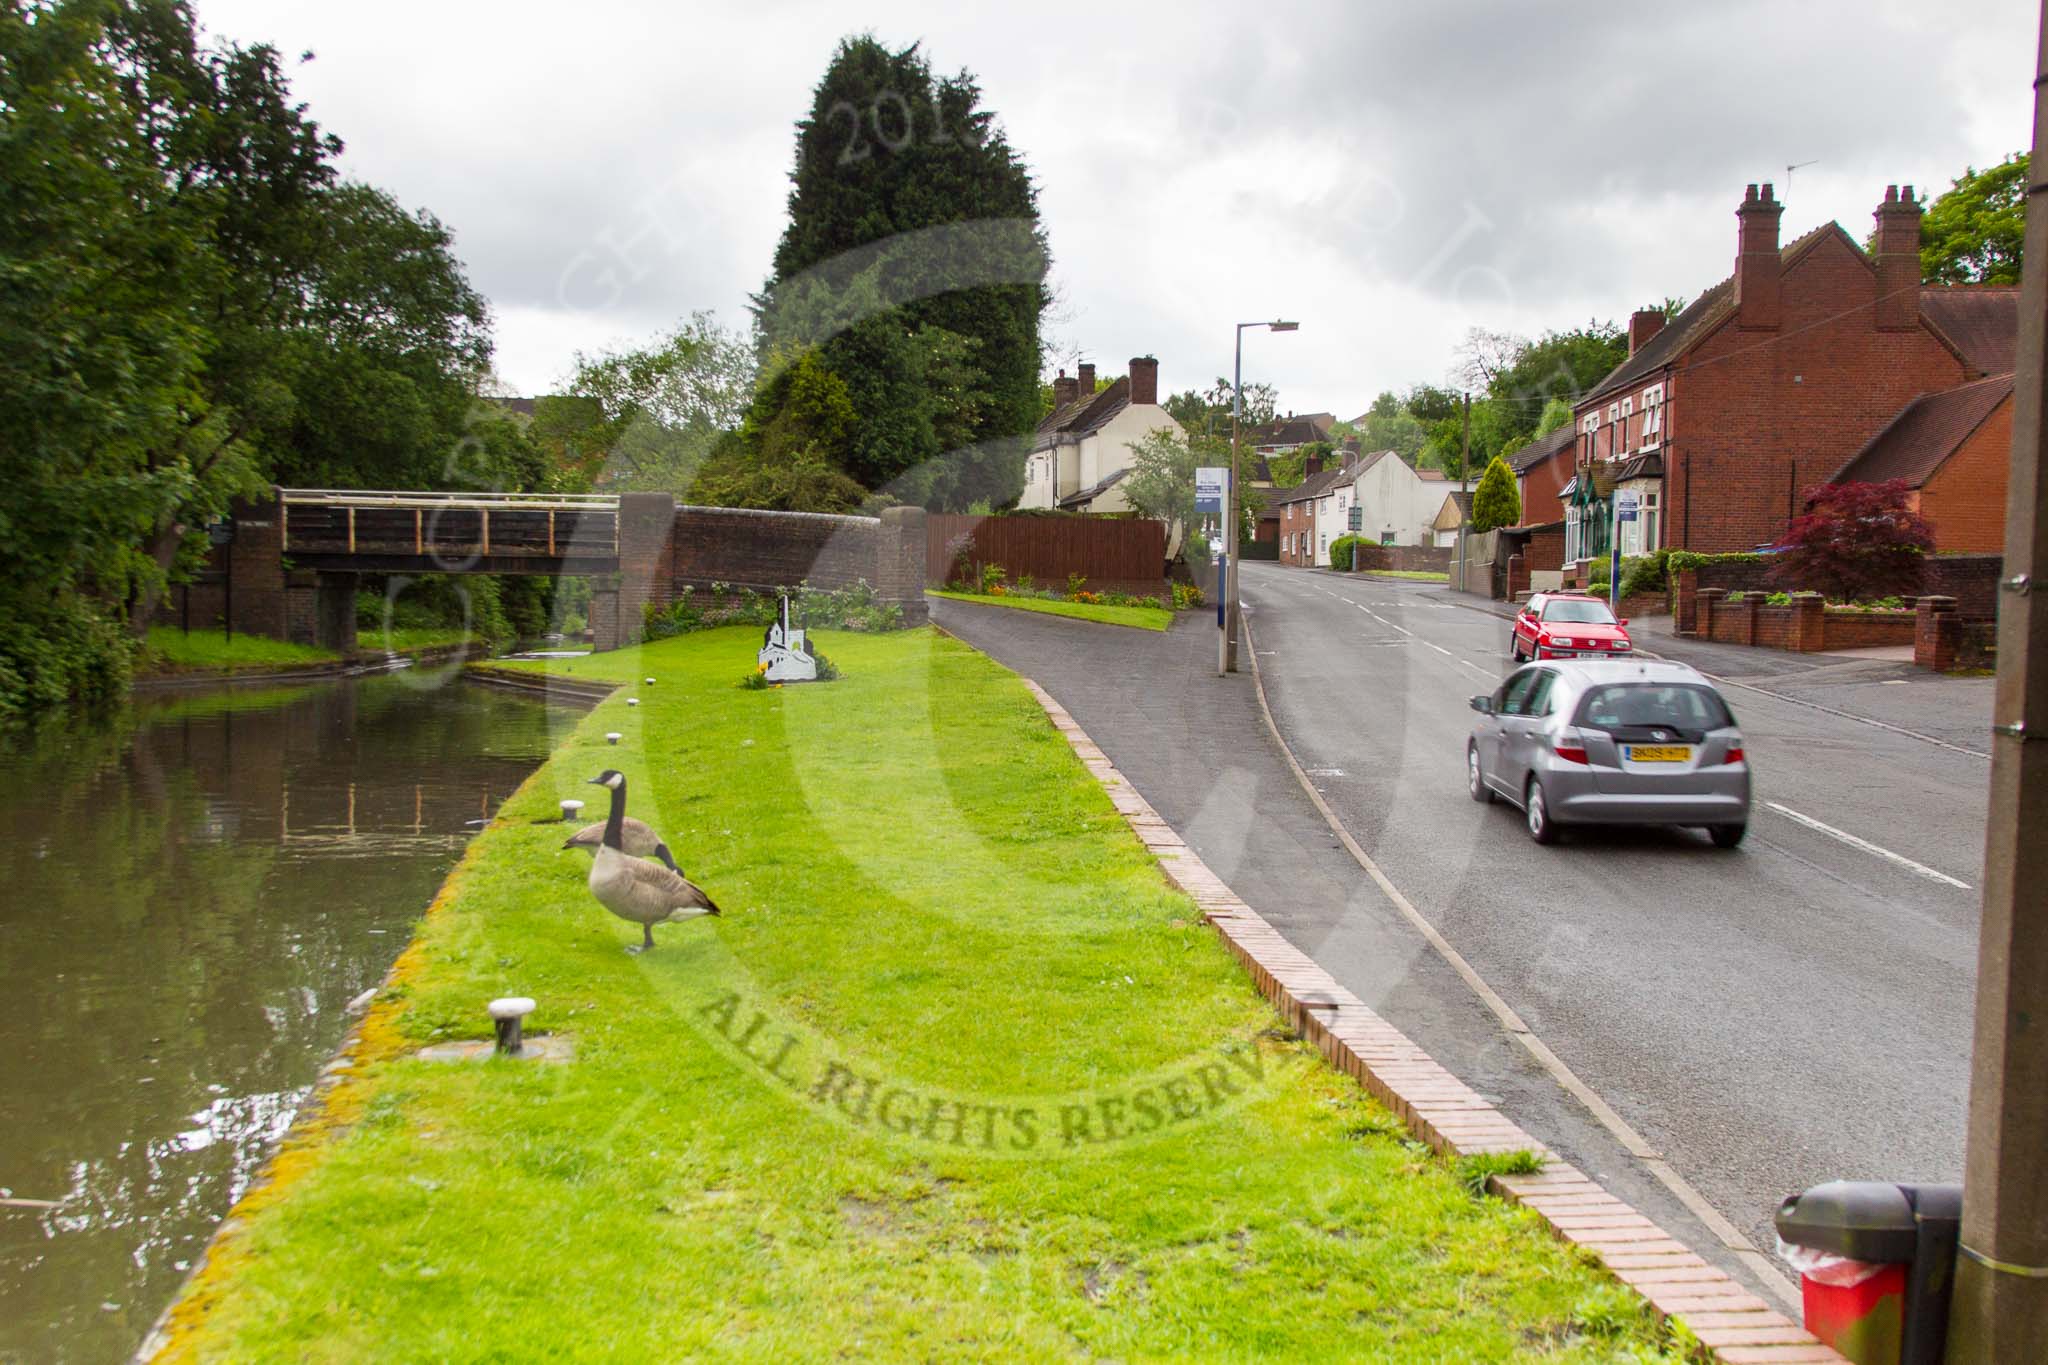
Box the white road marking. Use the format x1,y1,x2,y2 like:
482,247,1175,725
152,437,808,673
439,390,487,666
1459,659,1494,677
1763,802,1973,889
1427,643,1453,657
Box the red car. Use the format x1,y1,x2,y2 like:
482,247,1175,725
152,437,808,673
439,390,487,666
1510,592,1634,662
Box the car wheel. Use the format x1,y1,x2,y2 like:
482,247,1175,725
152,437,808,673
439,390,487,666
1468,745,1493,803
1510,639,1526,662
1525,777,1559,845
1709,823,1747,849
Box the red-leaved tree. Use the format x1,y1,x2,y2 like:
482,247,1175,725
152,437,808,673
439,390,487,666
1770,479,1933,600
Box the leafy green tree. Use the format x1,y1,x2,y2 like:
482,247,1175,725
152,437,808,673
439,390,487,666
753,36,1049,509
1534,397,1574,437
1918,154,2027,285
553,312,754,492
1469,456,1521,532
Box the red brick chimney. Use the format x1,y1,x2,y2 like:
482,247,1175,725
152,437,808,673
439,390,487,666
1874,184,1923,331
1076,361,1096,395
1053,369,1078,409
1627,308,1667,356
1304,451,1324,476
1734,183,1783,330
1128,355,1159,406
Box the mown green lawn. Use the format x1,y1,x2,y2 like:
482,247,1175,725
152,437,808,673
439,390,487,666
1355,569,1451,582
158,627,1678,1361
928,589,1172,631
141,627,337,673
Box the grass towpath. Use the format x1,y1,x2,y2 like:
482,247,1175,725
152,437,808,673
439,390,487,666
157,626,1682,1361
141,627,339,673
927,589,1173,630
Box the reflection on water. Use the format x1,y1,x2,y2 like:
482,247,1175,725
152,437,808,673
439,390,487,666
0,676,565,1363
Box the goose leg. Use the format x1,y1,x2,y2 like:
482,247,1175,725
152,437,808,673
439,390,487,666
641,924,656,952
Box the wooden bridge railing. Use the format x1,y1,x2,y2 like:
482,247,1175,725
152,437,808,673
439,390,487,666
278,489,621,568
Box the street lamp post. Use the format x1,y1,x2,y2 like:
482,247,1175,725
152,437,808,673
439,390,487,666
1223,319,1299,675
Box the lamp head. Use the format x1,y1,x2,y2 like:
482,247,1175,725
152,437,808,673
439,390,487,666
1268,320,1300,332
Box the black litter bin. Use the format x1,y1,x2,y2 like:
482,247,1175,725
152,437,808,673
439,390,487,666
1774,1180,1963,1365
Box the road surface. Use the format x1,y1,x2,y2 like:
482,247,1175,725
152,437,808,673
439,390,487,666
1238,561,1984,1265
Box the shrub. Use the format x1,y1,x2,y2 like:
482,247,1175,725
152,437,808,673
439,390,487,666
1328,534,1366,572
1066,572,1087,597
978,563,1007,594
1772,480,1931,599
1171,581,1205,611
1763,591,1793,606
1664,550,1764,576
1470,455,1521,532
0,594,134,722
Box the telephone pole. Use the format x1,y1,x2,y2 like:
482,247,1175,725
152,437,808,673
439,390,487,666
1948,1,2048,1354
1456,391,1472,590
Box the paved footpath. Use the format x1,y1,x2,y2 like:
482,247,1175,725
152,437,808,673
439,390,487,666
931,596,1801,1308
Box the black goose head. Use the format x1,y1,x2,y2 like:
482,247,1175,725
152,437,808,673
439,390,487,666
587,770,625,790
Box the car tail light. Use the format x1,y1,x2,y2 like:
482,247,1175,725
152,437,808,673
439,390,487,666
1724,745,1745,765
1553,729,1590,764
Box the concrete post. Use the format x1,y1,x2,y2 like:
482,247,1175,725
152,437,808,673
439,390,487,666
1950,3,2048,1350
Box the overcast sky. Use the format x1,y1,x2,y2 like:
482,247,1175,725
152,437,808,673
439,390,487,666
193,0,2035,419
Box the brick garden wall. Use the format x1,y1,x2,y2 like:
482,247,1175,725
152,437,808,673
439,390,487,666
1691,589,1914,652
1352,543,1453,573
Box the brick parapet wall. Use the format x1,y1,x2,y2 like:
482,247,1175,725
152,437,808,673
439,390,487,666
1352,543,1453,573
601,499,928,650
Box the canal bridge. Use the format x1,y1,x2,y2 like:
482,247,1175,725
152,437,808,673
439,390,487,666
169,487,928,653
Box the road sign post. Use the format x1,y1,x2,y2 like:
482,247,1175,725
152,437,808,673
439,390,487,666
1611,490,1639,614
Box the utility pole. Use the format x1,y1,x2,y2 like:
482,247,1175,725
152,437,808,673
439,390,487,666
1949,1,2048,1354
1456,391,1471,591
1222,319,1298,675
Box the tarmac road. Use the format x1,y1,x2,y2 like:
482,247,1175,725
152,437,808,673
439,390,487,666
1237,561,1986,1267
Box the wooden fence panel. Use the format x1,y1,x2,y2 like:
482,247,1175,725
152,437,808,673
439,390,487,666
927,515,1167,596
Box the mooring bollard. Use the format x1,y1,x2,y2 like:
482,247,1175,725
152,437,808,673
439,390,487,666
626,697,640,707
559,799,584,823
606,732,622,746
644,677,656,685
489,997,536,1056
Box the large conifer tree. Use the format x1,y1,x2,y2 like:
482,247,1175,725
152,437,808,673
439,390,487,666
752,37,1049,509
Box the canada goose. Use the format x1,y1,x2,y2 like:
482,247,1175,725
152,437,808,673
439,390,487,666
561,817,680,873
584,770,720,951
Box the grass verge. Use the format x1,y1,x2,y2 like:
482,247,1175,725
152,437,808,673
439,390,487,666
156,626,1676,1360
1356,569,1451,582
357,625,482,653
928,589,1172,631
141,627,338,674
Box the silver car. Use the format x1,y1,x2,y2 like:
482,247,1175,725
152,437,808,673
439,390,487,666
1466,659,1751,846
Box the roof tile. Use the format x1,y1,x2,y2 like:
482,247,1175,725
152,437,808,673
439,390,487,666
1831,373,2014,488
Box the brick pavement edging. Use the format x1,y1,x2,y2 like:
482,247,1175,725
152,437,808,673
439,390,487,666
1018,676,1841,1364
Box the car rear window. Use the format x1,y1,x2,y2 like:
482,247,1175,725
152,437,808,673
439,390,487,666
1575,683,1732,732
1541,599,1616,624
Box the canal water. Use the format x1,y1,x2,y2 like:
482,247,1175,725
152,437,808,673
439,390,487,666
0,672,568,1363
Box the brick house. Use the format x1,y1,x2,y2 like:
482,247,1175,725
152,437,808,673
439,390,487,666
1503,424,1575,527
1560,182,2017,573
1020,357,1182,513
1275,458,1348,566
1830,371,2015,552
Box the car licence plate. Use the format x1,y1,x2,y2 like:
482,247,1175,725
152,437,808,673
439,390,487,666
1626,745,1690,762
